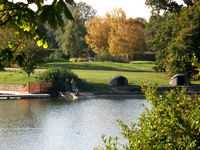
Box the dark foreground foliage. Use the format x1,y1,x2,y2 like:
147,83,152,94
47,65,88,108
95,83,200,149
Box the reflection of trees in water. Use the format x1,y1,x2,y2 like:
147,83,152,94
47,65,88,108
19,100,41,127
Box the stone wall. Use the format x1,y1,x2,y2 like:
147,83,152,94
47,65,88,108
0,83,26,91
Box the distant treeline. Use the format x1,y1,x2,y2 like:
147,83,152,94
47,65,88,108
133,52,155,61
47,49,155,62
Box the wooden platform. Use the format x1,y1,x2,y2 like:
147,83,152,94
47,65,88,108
0,91,50,100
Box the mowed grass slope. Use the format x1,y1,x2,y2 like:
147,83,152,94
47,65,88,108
0,71,38,84
39,60,155,72
2,60,200,92
73,70,172,92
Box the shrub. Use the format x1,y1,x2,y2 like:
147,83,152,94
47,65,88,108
95,83,200,149
36,68,89,96
96,51,129,63
98,51,113,62
48,49,69,60
77,58,88,62
69,58,89,62
69,58,78,62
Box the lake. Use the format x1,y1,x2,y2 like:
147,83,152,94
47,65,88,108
0,97,149,150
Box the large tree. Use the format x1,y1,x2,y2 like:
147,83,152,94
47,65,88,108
0,0,74,69
0,27,49,76
56,2,97,58
146,0,200,75
86,8,147,59
60,9,87,58
85,14,111,56
21,40,49,76
108,8,146,59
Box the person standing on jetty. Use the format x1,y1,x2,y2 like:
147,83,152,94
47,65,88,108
71,78,76,92
65,79,70,93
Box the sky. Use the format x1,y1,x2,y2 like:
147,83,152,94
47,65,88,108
14,0,183,22
74,0,152,21
16,0,151,21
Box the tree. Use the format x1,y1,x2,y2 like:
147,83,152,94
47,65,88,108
21,40,49,77
147,1,200,75
0,27,28,69
95,83,200,149
0,27,48,76
59,9,87,58
85,14,111,56
86,8,147,59
76,2,97,23
56,2,97,58
108,8,146,59
0,0,74,69
145,0,183,14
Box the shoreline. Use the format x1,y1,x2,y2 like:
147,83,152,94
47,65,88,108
0,85,200,100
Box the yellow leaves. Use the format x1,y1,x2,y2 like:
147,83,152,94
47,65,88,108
86,8,146,58
108,16,145,58
0,4,4,10
191,62,195,66
36,39,48,49
34,34,49,49
85,16,110,53
43,41,48,49
36,39,43,47
23,25,31,32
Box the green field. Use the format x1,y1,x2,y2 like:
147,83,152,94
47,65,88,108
2,60,200,92
39,60,155,72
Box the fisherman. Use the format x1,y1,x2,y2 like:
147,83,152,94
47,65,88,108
70,78,76,92
65,79,70,93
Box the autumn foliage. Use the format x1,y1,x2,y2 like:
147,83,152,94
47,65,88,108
85,8,146,59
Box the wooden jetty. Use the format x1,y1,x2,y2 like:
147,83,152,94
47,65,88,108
0,91,50,100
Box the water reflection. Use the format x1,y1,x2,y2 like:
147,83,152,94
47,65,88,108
0,98,149,150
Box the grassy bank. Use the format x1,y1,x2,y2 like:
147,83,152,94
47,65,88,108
73,70,172,92
0,71,38,84
39,60,155,72
2,60,200,92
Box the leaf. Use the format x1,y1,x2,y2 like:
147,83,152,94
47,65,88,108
37,39,43,47
56,0,64,14
55,10,64,28
43,40,48,49
23,25,31,31
39,5,50,23
64,0,75,5
47,7,57,29
0,4,4,10
63,4,74,20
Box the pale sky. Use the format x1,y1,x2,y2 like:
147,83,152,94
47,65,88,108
74,0,152,21
15,0,184,21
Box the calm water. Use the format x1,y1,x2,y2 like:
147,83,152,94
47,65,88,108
0,97,148,150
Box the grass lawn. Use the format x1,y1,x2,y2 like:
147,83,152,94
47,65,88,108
39,60,155,72
0,71,38,84
73,70,172,92
2,60,200,92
